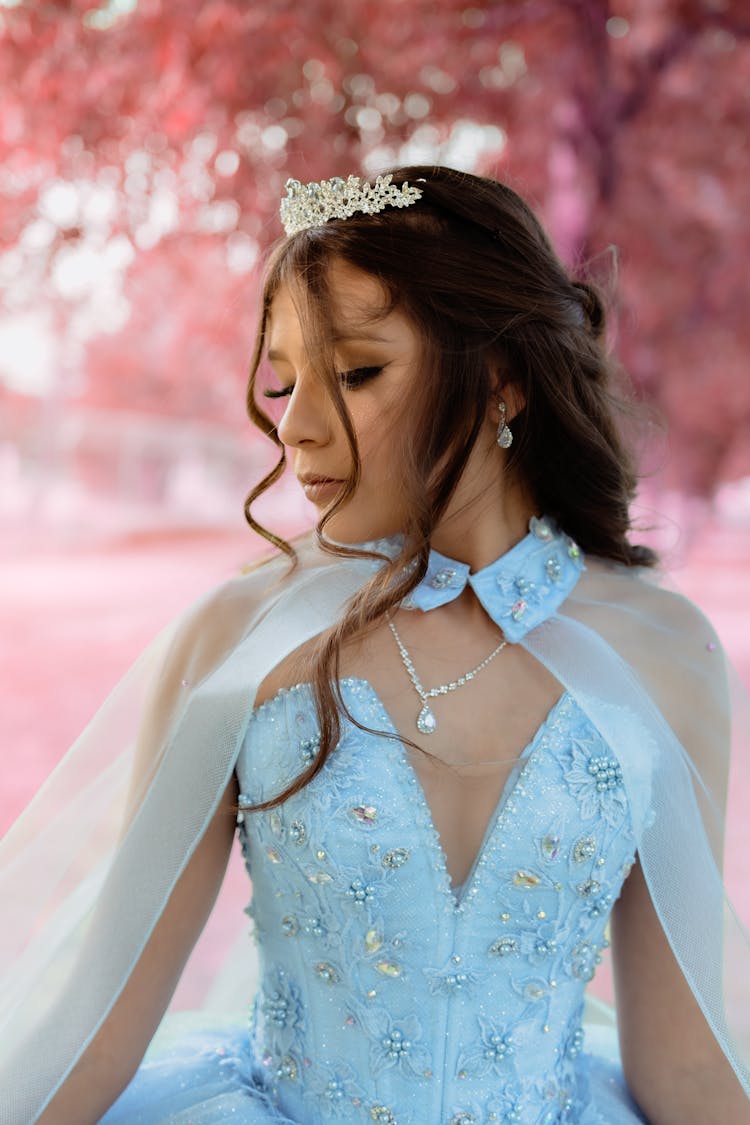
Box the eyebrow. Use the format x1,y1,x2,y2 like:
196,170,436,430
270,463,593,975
266,331,393,363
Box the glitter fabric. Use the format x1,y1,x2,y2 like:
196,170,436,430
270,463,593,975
102,521,648,1124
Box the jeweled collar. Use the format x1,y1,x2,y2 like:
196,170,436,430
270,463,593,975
401,515,584,641
332,515,584,642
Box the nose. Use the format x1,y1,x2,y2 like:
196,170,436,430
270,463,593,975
276,371,335,450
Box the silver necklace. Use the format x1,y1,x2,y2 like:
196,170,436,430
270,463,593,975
387,617,508,735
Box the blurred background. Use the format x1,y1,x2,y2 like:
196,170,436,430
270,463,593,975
1,0,749,998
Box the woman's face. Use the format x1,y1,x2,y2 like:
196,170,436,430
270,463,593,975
263,257,423,543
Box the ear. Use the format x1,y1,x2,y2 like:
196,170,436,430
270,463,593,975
487,360,525,423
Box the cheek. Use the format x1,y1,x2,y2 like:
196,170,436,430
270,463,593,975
352,403,403,480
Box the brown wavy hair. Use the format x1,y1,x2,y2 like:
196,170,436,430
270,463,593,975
242,164,656,812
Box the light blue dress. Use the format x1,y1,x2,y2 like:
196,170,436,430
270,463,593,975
102,521,648,1124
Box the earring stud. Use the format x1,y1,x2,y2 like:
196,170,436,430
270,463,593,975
496,398,513,449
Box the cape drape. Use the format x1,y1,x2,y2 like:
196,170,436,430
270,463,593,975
1,537,748,1122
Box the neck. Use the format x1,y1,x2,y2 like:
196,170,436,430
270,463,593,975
429,463,537,573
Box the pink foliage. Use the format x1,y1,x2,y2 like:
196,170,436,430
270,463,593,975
0,0,749,499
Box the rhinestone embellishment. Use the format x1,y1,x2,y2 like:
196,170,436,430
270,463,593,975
511,599,527,621
382,848,410,868
289,820,307,844
530,515,554,540
489,936,518,957
276,1055,298,1081
375,961,402,977
280,173,423,236
314,962,339,984
417,704,438,735
350,804,378,824
364,929,383,953
388,618,507,735
512,870,541,888
546,556,561,582
430,567,457,589
370,1106,397,1124
572,836,597,863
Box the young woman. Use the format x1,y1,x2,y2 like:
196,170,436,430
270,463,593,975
2,166,748,1124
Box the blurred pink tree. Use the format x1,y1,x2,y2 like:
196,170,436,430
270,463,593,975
1,0,749,499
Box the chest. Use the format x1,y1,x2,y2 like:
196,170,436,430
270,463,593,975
237,681,637,924
340,623,566,886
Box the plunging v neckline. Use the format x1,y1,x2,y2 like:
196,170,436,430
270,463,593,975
250,676,571,912
341,678,571,912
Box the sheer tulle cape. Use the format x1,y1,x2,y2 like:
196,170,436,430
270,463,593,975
1,536,748,1122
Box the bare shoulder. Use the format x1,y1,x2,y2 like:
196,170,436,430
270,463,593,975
576,559,729,746
172,534,318,658
580,556,722,647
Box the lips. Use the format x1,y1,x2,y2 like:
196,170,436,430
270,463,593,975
297,475,345,504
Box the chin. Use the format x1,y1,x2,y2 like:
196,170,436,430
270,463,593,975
319,510,402,547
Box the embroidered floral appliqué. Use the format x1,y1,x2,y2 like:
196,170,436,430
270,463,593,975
564,736,627,826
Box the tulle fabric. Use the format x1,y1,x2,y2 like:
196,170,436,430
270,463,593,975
523,561,750,1078
1,536,748,1121
99,1021,296,1124
97,1019,644,1125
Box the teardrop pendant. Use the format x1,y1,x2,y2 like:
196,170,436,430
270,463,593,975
416,704,437,735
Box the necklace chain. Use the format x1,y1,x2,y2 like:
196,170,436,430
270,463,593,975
387,617,508,735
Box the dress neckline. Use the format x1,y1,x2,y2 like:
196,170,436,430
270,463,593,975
250,676,573,912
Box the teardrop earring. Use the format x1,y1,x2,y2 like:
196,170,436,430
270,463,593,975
496,398,513,449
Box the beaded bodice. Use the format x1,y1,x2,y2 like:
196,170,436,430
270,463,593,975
236,681,638,1125
233,519,644,1124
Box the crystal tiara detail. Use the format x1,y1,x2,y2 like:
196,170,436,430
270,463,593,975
280,173,423,236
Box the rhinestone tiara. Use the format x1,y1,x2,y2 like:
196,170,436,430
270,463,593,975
280,173,423,236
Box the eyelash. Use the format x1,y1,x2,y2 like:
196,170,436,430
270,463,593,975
263,366,384,399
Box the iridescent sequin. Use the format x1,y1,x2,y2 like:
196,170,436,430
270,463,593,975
365,929,383,953
350,804,378,824
375,961,402,977
511,599,527,621
307,871,332,885
512,870,540,888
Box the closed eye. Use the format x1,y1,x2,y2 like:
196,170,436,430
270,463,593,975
338,365,384,389
263,366,384,399
262,384,293,400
